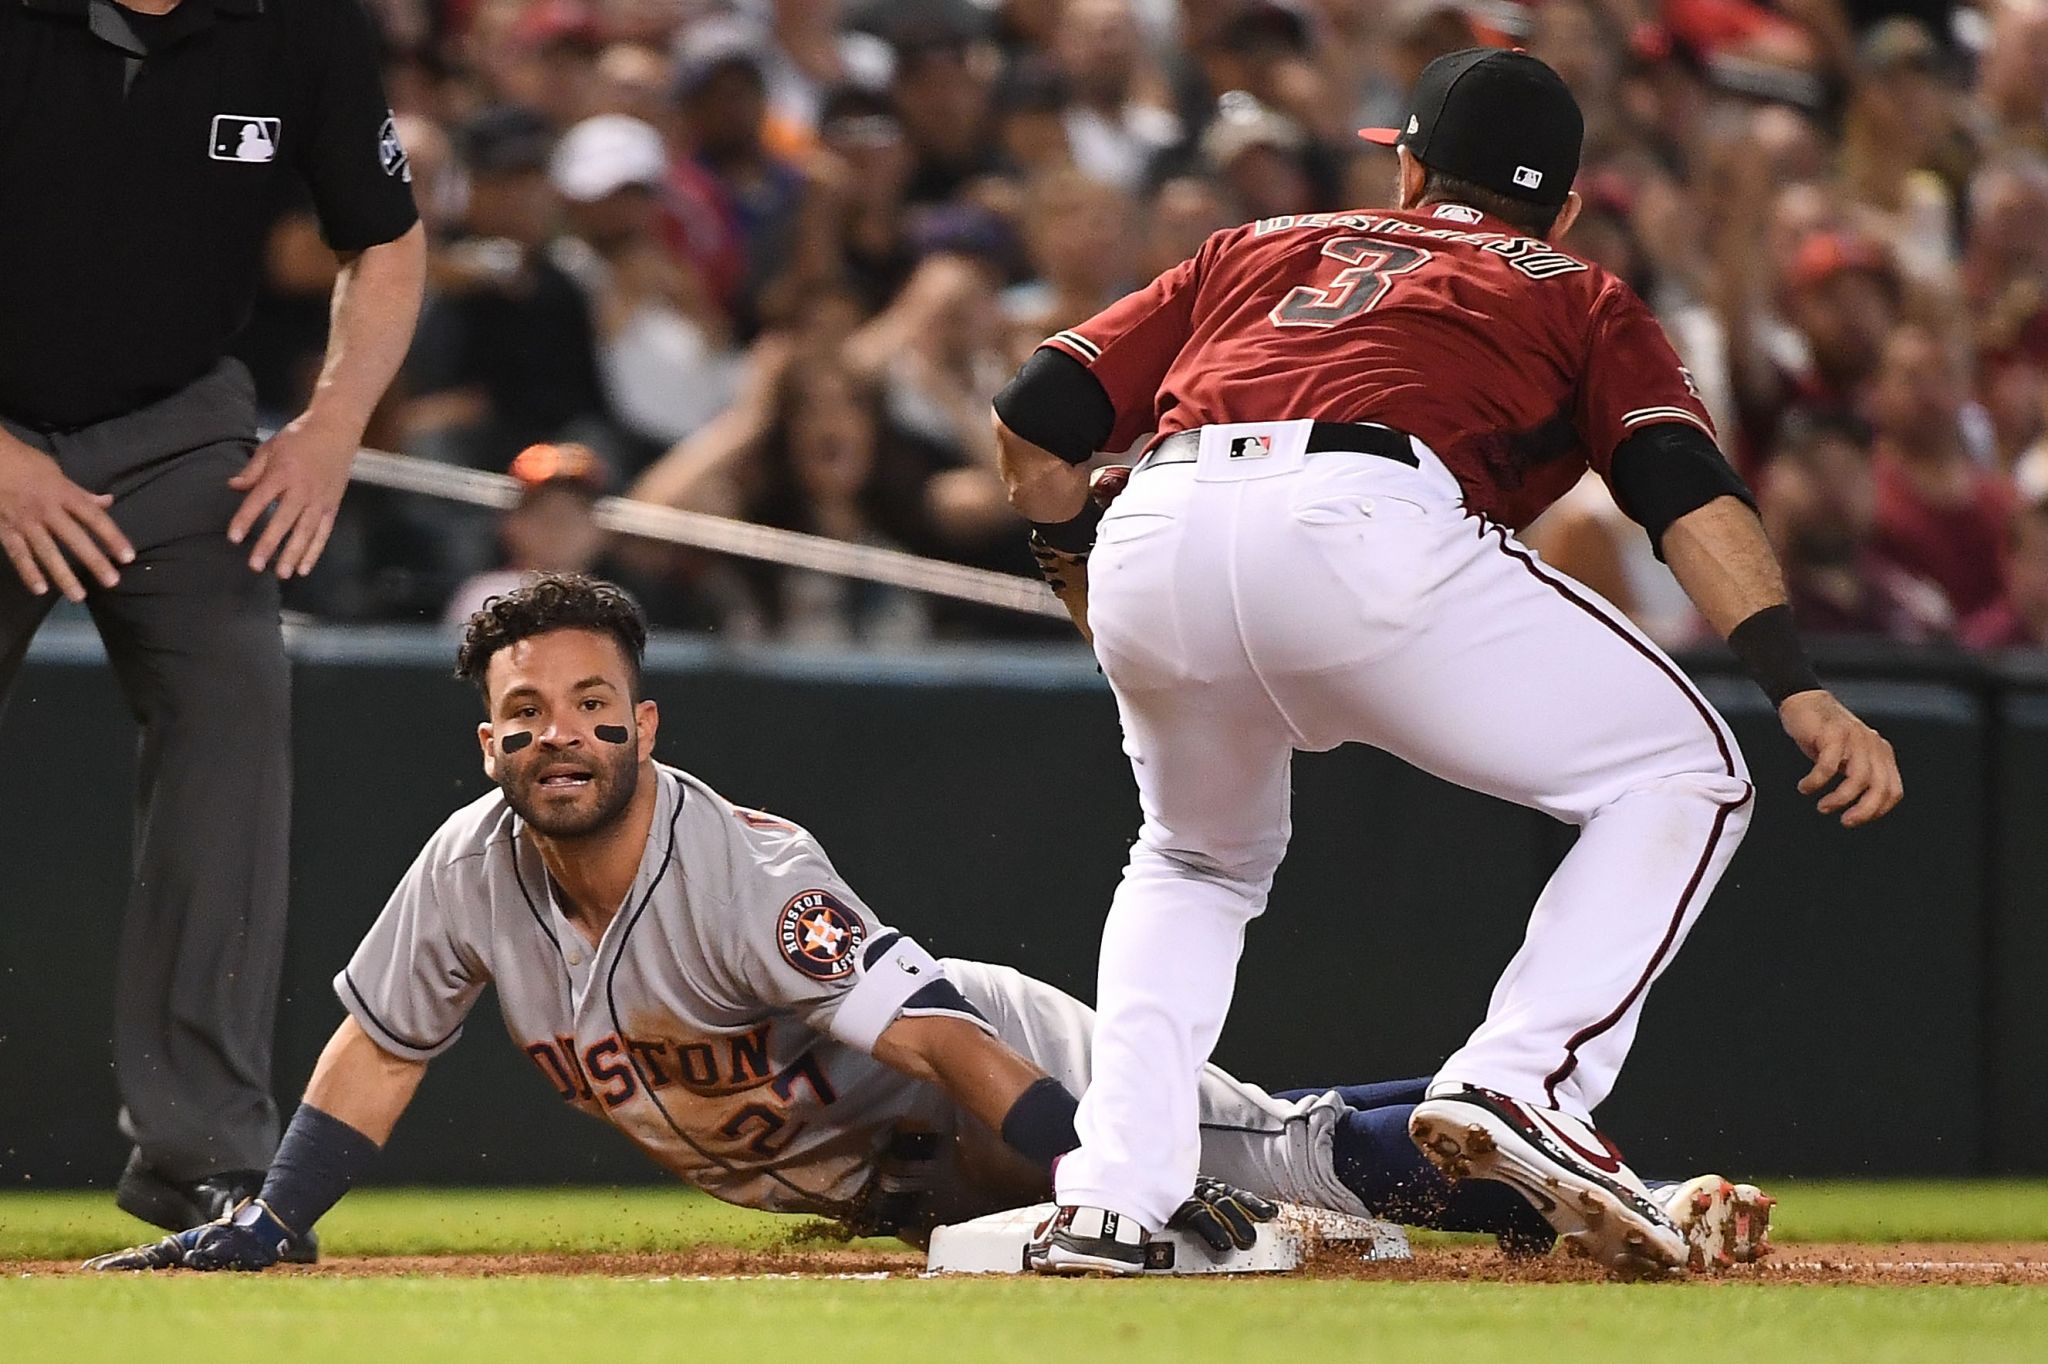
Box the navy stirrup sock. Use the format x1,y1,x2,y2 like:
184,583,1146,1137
1329,1102,1556,1252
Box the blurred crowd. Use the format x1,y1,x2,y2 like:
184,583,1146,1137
248,0,2048,651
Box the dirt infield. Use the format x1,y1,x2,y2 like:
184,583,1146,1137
14,1243,2048,1285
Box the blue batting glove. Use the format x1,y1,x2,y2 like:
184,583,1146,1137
84,1199,295,1272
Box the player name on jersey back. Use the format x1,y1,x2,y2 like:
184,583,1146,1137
1044,202,1716,530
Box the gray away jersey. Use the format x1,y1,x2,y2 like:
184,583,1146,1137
337,765,985,1217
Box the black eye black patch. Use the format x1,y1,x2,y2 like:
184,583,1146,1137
595,724,631,745
499,731,534,753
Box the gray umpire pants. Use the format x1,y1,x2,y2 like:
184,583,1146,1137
0,359,287,1180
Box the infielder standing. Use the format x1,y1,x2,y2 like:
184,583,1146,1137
0,0,424,1247
85,576,1772,1275
995,50,1900,1274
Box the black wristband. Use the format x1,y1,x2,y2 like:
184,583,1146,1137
1727,604,1822,707
1030,498,1104,555
1000,1076,1081,1173
257,1103,381,1234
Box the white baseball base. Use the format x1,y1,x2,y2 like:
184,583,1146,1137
925,1203,1412,1275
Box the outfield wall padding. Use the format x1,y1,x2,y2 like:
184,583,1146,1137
1,627,2039,1187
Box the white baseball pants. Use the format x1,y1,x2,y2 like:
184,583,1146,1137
1054,420,1754,1231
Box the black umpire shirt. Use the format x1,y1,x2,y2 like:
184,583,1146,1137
0,0,419,430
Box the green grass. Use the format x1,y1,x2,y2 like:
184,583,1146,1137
4,1184,2046,1364
0,1185,852,1262
7,1179,2045,1262
2,1278,2046,1364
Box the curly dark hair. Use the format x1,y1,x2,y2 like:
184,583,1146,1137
455,573,648,703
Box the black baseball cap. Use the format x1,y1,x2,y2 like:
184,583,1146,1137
1359,48,1582,209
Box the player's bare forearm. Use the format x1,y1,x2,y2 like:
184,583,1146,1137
994,415,1090,524
302,1016,428,1147
873,1014,1049,1135
1659,495,1790,639
1663,495,1904,824
301,222,428,440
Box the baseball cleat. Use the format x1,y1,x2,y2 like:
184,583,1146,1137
1409,1084,1686,1275
1026,1205,1150,1276
1654,1176,1775,1270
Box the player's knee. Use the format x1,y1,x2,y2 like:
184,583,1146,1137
1131,834,1286,902
1627,767,1755,844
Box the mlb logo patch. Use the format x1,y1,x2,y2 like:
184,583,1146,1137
1228,435,1272,460
210,115,280,163
1512,165,1543,190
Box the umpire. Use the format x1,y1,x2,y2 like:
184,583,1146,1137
0,0,426,1252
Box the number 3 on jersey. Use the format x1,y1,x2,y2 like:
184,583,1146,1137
1271,239,1433,329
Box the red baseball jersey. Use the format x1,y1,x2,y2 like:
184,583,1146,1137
1042,203,1715,529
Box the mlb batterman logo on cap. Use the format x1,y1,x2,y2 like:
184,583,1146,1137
1358,48,1584,209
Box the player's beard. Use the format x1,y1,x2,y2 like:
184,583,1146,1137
499,735,641,840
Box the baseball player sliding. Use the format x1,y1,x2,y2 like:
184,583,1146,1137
88,575,1770,1275
997,49,1900,1276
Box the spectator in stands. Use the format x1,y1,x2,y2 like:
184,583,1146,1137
748,0,898,139
1529,0,1628,161
1979,0,2048,156
550,114,741,461
444,442,612,624
844,250,1016,529
667,22,808,332
800,86,920,313
1963,495,2048,648
995,56,1078,180
1867,325,2016,623
1135,174,1233,284
1003,168,1137,344
1052,0,1181,193
634,355,937,645
1733,229,1904,475
1759,413,1954,641
393,115,464,244
592,42,676,127
892,31,1009,205
402,107,617,472
1201,91,1320,219
1963,155,2048,460
185,0,2048,652
1840,18,1971,285
491,0,607,130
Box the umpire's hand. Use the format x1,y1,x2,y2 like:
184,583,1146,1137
228,415,360,580
1167,1176,1279,1254
0,429,134,601
85,1200,294,1273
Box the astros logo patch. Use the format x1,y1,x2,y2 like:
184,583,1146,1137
777,890,865,981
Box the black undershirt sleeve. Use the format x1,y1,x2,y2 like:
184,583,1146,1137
1605,421,1757,559
993,348,1118,466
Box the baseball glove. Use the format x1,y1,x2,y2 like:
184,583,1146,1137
1030,465,1132,645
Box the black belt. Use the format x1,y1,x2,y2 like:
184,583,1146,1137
1135,421,1420,472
